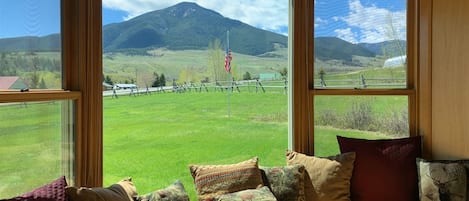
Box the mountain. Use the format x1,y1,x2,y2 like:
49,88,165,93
358,40,407,57
102,2,287,56
0,2,394,61
314,37,376,61
0,34,60,52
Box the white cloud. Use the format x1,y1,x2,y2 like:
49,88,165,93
334,28,357,44
336,0,406,43
103,0,288,35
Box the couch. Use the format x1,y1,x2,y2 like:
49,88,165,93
2,136,468,201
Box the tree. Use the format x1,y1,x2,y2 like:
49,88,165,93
152,72,160,87
207,39,225,82
159,74,166,86
39,78,47,89
279,67,287,78
30,72,39,89
243,71,252,80
104,75,114,85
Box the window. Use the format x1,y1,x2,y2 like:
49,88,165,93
0,0,100,196
101,1,289,199
291,0,417,155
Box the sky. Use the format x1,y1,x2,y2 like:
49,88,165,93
0,0,406,44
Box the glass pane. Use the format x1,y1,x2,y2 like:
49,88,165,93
102,1,289,200
0,100,75,198
314,0,407,88
314,96,408,156
0,0,62,90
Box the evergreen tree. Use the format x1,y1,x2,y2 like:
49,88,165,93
104,75,114,85
152,72,160,87
243,71,252,80
159,74,166,86
39,78,47,89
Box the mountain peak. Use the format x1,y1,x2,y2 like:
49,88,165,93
102,2,288,55
165,2,218,18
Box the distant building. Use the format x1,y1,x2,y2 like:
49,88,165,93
383,55,407,68
259,73,282,80
0,76,28,90
114,83,137,89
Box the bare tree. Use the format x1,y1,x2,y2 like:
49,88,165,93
207,39,225,82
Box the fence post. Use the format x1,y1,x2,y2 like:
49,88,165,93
320,73,326,88
284,79,288,94
361,74,367,88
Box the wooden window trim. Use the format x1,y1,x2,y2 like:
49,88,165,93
292,0,424,155
62,0,103,187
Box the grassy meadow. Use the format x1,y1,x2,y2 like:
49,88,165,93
0,89,405,199
0,49,409,199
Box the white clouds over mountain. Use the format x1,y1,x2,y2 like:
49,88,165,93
336,0,406,43
103,0,288,35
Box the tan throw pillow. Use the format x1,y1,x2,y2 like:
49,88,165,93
286,151,355,201
189,157,264,200
66,177,137,201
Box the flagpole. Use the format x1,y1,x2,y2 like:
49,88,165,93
226,30,231,118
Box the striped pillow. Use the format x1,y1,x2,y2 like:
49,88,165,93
189,157,263,200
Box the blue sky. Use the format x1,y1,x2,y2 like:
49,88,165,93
0,0,406,44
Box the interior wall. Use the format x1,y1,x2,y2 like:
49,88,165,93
431,0,469,159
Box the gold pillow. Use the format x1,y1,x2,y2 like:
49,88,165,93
189,157,264,200
286,151,355,201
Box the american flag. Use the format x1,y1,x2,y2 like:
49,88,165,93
224,48,232,73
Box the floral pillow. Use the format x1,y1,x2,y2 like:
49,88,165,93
417,158,467,201
260,164,305,201
214,186,278,201
137,180,189,201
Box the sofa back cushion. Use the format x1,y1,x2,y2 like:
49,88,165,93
286,150,355,201
337,136,421,201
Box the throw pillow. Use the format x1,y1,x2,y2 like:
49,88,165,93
417,158,467,201
0,176,67,201
137,180,189,201
285,150,355,201
214,186,278,201
337,136,422,201
66,177,137,201
260,164,306,201
189,157,264,200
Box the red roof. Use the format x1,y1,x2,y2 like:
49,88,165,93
0,76,20,89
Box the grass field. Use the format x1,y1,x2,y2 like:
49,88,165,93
0,90,405,199
102,91,288,199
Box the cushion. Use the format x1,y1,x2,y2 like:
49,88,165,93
0,176,67,201
214,186,278,201
189,157,264,200
417,158,467,201
137,180,189,201
337,136,422,201
66,177,137,201
260,164,306,201
285,150,355,201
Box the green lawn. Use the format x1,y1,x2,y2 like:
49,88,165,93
102,91,289,199
0,91,401,199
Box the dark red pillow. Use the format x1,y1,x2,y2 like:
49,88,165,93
337,136,421,201
1,176,67,201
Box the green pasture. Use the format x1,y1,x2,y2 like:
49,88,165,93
0,90,407,199
0,101,66,197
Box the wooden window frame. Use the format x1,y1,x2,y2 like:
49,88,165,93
291,0,423,155
1,0,430,188
1,0,102,188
